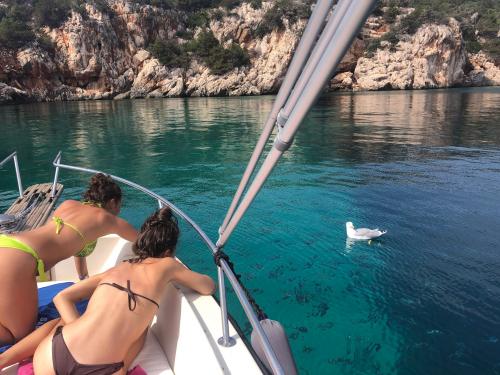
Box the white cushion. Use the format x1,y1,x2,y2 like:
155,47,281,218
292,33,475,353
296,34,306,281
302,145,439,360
131,330,174,375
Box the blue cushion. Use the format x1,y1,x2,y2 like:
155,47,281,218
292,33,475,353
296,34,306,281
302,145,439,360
0,282,89,353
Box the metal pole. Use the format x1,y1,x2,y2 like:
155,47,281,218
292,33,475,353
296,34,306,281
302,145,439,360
220,259,284,375
51,151,62,199
218,0,334,236
279,0,377,145
217,0,377,248
217,267,235,347
12,153,23,197
0,152,16,168
281,0,352,118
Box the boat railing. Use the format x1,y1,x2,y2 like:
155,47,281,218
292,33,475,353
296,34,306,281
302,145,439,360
0,151,24,197
51,151,283,375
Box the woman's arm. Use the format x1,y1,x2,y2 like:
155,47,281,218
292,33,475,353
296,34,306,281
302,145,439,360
74,256,89,280
108,215,138,242
53,272,105,324
171,262,216,296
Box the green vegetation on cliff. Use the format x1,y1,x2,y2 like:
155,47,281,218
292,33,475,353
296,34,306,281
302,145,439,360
0,0,498,64
150,30,250,74
254,0,311,37
377,0,499,60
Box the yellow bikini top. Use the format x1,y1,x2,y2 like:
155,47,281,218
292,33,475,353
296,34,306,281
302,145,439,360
52,201,101,257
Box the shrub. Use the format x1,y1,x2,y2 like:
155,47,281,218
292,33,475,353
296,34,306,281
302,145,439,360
465,40,482,54
185,30,220,57
176,0,216,11
33,0,73,28
254,0,311,37
481,39,500,62
90,0,112,15
211,8,225,21
205,43,248,74
0,18,35,49
365,38,381,56
7,4,33,23
186,10,210,29
381,30,399,45
218,0,241,8
37,33,55,53
372,2,384,17
175,29,194,39
248,0,262,9
384,5,399,23
186,30,250,74
149,39,189,68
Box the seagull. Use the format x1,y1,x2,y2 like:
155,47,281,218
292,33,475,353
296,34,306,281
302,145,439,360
346,222,386,240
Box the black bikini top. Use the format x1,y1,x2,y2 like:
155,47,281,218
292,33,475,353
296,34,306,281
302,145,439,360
98,280,160,311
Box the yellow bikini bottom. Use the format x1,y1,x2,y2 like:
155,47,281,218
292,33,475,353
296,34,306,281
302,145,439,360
0,234,47,281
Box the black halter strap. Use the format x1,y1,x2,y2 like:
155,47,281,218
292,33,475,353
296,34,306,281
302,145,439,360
99,280,160,311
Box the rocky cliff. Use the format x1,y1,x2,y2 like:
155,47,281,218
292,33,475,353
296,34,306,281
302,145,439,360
0,0,498,104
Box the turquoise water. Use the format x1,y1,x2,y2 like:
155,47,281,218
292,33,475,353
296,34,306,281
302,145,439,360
1,87,500,374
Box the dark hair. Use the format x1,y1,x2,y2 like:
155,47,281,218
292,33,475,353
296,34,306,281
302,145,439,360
132,207,179,262
83,173,122,206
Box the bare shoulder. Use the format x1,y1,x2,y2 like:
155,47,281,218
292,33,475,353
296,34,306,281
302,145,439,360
150,257,182,280
157,257,181,270
55,199,80,210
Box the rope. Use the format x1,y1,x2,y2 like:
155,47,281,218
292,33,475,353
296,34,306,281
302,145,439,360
0,192,45,233
214,249,268,321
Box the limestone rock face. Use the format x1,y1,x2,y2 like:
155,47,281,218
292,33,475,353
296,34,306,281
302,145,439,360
0,83,30,104
354,20,467,90
0,2,498,104
465,52,500,86
0,0,302,103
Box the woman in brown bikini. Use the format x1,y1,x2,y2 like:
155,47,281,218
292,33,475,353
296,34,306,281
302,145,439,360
0,174,137,347
32,207,215,374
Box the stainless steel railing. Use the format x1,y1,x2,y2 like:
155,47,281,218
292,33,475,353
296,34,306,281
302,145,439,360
0,151,24,197
51,152,283,375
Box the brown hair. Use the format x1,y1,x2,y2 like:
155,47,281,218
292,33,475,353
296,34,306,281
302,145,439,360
82,173,122,206
132,207,179,262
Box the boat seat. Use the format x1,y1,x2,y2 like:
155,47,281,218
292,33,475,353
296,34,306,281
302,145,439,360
131,329,174,375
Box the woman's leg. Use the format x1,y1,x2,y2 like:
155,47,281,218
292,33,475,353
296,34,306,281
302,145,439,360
0,248,38,346
32,324,58,375
0,319,61,369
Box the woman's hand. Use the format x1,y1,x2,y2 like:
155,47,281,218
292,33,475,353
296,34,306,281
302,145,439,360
74,256,89,280
171,262,216,296
53,272,105,324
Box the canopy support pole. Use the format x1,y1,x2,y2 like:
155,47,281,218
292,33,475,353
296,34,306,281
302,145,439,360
217,0,377,248
219,0,334,235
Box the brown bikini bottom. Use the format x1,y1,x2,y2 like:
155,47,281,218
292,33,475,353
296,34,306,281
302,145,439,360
52,326,124,375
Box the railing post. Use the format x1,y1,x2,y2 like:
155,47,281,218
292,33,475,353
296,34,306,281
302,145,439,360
217,266,235,347
12,153,23,197
51,152,62,199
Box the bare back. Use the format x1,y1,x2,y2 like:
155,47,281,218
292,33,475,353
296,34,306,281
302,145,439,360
60,259,169,363
33,256,215,373
12,200,136,269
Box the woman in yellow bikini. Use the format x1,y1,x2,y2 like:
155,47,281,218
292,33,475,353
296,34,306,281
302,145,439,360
0,173,137,346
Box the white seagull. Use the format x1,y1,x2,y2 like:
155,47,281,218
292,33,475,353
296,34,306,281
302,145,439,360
346,222,386,240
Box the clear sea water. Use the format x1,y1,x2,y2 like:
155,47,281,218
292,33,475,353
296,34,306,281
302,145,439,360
1,87,500,374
